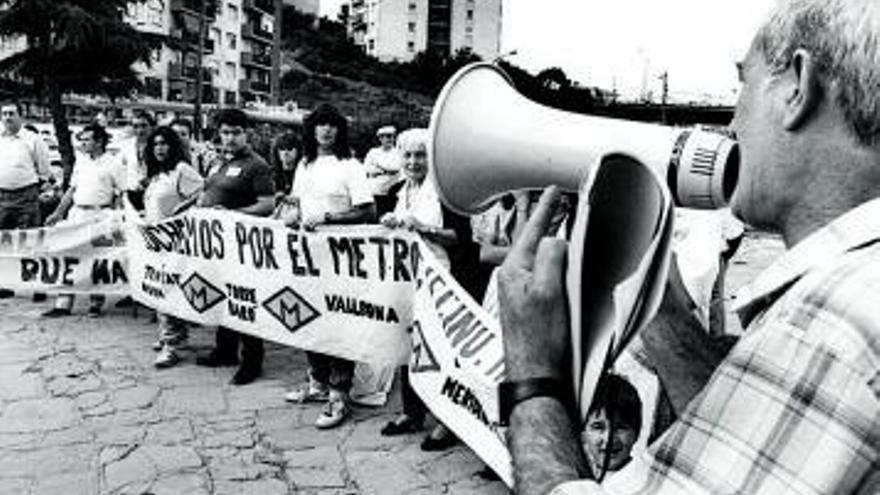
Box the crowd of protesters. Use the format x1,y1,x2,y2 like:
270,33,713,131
0,102,508,446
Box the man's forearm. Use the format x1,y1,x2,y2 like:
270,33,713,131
238,197,274,217
509,397,590,495
52,190,74,218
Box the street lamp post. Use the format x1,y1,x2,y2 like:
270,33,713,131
193,0,208,140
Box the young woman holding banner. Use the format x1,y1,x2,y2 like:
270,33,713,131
377,128,479,451
284,103,376,429
142,126,204,368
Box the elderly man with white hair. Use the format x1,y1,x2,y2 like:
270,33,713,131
499,0,880,494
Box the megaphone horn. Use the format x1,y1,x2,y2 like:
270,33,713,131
428,63,739,214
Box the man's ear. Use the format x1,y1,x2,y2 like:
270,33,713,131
783,49,822,131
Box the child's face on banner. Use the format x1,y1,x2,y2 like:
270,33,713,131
581,408,638,473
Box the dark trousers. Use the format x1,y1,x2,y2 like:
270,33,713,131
0,184,41,296
399,365,427,422
0,183,40,229
215,326,264,370
306,351,355,392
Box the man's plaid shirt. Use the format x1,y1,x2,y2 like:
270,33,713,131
554,199,880,495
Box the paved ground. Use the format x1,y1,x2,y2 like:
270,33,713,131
0,234,785,495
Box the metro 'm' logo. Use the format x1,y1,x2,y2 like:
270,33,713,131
262,287,320,334
179,272,225,313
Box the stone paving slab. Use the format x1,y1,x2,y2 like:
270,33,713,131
0,234,784,494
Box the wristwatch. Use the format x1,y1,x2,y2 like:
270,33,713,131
498,377,570,427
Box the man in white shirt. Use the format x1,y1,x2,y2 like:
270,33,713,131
43,124,125,318
499,1,880,493
363,125,403,215
0,101,51,297
119,111,155,204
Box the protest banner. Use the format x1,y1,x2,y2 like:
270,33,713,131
0,211,129,294
409,244,513,486
125,207,420,366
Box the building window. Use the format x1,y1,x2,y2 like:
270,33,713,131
407,41,415,52
466,9,473,20
227,33,237,50
225,90,237,105
407,22,416,33
227,3,238,21
408,2,416,11
368,39,375,51
144,77,162,98
225,62,236,80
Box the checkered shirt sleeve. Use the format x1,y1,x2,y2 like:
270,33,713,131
553,242,880,495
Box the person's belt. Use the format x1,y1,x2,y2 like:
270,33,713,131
75,204,112,210
0,182,39,195
367,170,398,178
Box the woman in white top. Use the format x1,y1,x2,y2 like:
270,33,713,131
378,128,467,451
285,103,376,430
142,126,204,368
380,128,457,267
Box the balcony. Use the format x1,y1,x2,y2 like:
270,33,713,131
170,28,215,53
241,51,272,68
241,23,273,43
239,79,271,95
243,0,276,14
168,62,213,83
170,0,216,18
168,81,217,103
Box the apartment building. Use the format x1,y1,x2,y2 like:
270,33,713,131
0,1,282,106
128,0,283,106
345,0,501,62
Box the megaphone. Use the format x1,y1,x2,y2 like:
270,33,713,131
428,63,739,214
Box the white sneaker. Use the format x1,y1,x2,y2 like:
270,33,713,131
315,396,350,429
154,347,180,369
285,377,329,403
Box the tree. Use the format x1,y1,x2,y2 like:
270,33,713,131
0,0,164,186
535,67,570,92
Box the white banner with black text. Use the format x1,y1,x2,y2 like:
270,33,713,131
125,207,420,366
409,248,513,486
0,211,129,294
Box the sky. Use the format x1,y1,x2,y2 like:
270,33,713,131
319,0,774,104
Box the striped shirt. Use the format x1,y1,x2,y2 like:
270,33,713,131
553,198,880,495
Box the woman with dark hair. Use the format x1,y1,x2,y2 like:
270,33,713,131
142,126,204,368
270,131,301,195
284,103,376,429
300,103,351,164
